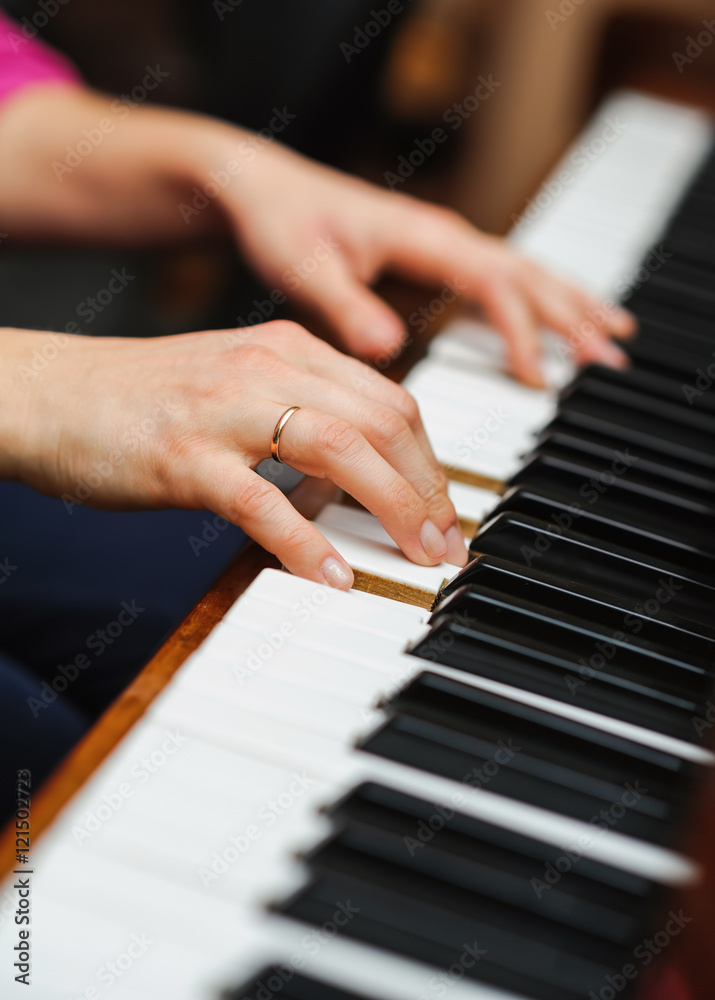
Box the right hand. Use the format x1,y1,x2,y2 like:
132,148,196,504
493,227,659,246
2,321,467,589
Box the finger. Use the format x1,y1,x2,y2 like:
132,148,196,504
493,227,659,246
188,450,355,589
479,275,546,388
293,334,443,471
252,403,450,566
285,371,467,565
517,268,630,369
572,288,637,339
290,255,406,359
379,206,547,385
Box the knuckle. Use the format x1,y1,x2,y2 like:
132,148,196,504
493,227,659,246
387,481,422,521
391,386,421,427
237,343,282,375
232,479,281,521
419,466,449,501
368,407,409,445
313,418,362,459
270,319,310,340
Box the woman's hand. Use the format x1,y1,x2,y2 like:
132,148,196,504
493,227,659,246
0,86,634,386
213,138,636,384
0,323,468,588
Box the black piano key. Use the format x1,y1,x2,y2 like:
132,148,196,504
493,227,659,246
224,969,371,1000
622,336,715,395
484,481,715,583
631,264,715,321
470,511,715,630
282,868,622,1000
509,453,715,545
327,782,651,904
409,615,703,741
560,372,715,434
624,285,715,340
554,392,715,471
360,673,692,844
281,781,662,1000
436,571,715,672
535,426,715,497
663,231,715,270
570,361,715,413
426,586,709,697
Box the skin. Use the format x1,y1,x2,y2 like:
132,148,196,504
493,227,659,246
0,84,636,588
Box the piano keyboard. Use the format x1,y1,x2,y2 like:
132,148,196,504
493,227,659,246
3,90,715,1000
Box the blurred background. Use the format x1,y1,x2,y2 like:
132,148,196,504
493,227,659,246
2,0,715,342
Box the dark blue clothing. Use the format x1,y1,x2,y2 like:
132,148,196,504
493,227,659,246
0,483,247,820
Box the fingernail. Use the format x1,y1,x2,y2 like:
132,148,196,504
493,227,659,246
321,556,354,591
420,519,448,560
445,524,468,567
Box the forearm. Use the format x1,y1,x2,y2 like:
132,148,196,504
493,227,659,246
0,85,246,244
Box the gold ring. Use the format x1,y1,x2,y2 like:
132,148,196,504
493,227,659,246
270,406,301,464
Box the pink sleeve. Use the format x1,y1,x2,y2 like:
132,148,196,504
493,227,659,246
0,10,81,107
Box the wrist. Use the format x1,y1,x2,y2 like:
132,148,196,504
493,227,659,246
0,328,41,480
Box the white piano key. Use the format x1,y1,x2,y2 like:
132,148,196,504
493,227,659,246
313,523,460,597
9,90,713,1000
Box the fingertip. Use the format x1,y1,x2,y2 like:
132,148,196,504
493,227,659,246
583,339,629,370
445,523,468,567
358,314,407,360
512,356,546,389
610,308,638,339
320,554,354,591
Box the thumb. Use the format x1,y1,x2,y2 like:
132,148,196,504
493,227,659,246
294,257,406,360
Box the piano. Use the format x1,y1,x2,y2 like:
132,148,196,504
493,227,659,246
2,90,714,1000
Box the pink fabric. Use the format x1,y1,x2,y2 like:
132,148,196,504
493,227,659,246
0,10,81,107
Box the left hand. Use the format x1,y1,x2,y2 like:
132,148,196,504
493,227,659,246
216,140,635,385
